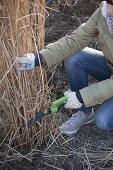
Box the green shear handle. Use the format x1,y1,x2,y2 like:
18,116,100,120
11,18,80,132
21,96,68,128
50,96,67,113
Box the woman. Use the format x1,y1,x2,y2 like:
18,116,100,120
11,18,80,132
16,0,113,135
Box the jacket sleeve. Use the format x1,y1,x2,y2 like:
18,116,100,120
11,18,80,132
40,8,100,68
80,78,113,107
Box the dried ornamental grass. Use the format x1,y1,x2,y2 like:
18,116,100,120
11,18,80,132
0,0,55,148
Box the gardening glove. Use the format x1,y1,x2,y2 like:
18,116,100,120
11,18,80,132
64,90,82,109
16,53,43,73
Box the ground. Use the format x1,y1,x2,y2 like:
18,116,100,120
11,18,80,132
1,0,113,169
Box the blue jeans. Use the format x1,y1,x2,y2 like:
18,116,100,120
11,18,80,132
64,47,113,130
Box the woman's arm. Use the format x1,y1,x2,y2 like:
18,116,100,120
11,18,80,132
40,8,100,68
80,78,113,107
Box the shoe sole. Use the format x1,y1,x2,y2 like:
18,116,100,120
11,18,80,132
85,118,94,124
60,128,79,135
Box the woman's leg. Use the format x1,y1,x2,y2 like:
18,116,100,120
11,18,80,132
95,97,113,130
64,47,112,112
59,47,112,135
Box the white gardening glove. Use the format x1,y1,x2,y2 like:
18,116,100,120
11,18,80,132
64,90,82,109
16,53,35,73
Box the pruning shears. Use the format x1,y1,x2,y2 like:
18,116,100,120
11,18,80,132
21,96,67,128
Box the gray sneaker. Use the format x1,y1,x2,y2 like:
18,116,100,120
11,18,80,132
59,109,94,135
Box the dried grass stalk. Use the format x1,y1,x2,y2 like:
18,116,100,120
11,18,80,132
0,0,54,147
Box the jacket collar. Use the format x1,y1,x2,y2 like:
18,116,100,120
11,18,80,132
100,1,107,18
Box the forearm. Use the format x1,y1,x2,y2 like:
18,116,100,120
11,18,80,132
80,78,113,107
40,9,99,68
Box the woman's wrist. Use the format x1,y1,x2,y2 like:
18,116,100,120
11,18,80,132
34,53,45,67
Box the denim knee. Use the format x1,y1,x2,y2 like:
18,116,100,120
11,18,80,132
94,112,112,130
64,56,76,71
64,52,82,70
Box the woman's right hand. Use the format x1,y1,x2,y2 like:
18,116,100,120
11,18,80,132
15,52,44,73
